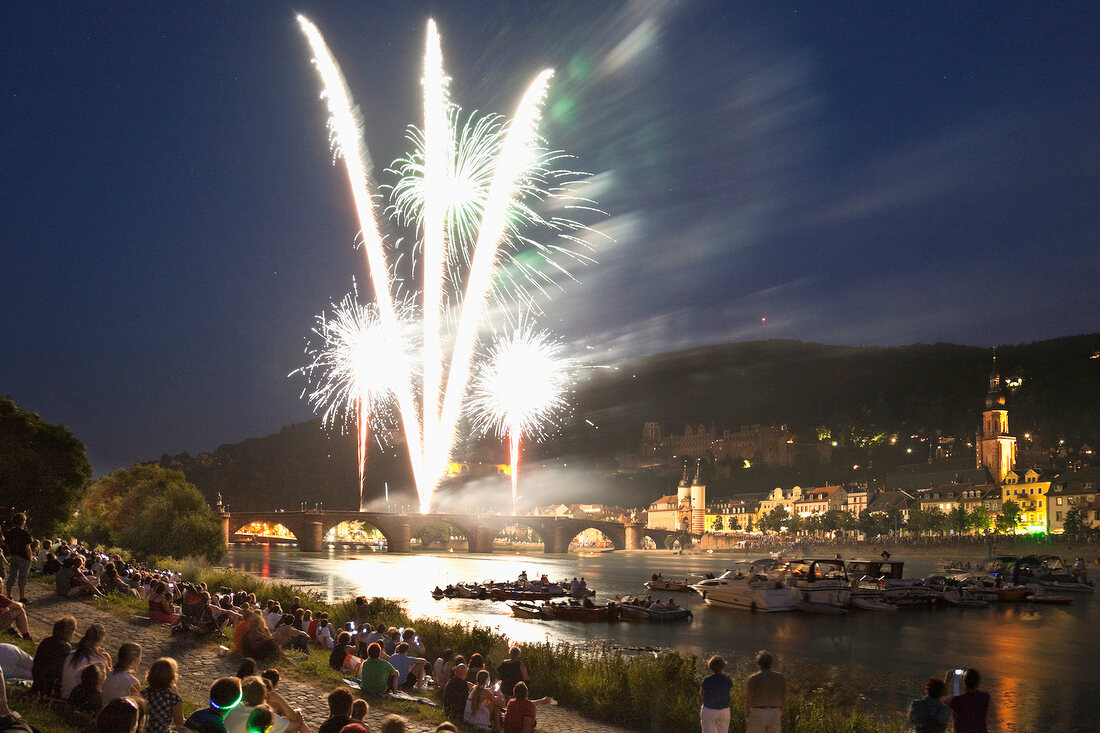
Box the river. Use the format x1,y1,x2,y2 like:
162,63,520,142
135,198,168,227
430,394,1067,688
222,545,1097,732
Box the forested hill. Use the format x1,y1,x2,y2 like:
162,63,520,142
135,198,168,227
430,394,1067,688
161,333,1100,511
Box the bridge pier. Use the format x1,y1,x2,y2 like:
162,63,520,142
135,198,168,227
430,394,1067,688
542,523,573,554
467,526,496,554
625,521,645,550
297,521,325,552
386,520,411,553
219,513,231,549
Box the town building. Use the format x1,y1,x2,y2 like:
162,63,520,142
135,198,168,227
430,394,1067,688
793,486,848,517
645,459,706,532
1001,469,1051,533
704,497,762,532
1047,467,1100,533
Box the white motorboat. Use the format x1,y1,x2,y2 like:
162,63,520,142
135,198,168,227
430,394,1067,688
773,558,852,608
691,570,801,612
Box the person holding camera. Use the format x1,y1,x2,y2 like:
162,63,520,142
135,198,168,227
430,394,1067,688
948,668,990,733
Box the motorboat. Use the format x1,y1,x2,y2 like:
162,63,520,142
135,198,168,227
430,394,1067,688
546,599,618,621
509,601,554,619
847,559,923,591
644,574,703,592
618,598,693,621
691,567,801,613
774,558,852,609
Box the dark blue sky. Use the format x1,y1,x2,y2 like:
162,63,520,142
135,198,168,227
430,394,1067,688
3,1,1098,476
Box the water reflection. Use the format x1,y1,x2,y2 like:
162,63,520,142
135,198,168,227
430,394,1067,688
224,546,1095,732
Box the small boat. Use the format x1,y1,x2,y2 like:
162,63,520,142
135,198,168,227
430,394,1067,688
509,602,553,619
1029,589,1073,603
1035,580,1094,593
431,587,445,600
644,577,696,593
617,598,693,621
942,589,989,608
546,600,614,621
851,597,898,612
994,586,1033,603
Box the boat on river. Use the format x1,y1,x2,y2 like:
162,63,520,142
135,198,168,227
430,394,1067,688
546,599,619,622
509,601,554,619
851,596,898,612
618,597,693,621
691,563,801,613
644,573,704,593
775,558,852,609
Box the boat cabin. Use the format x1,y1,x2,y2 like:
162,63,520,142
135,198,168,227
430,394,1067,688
847,559,906,581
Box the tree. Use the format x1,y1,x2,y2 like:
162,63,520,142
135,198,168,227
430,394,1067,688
785,512,804,535
0,397,91,534
803,514,823,535
998,500,1023,533
711,515,724,532
948,506,970,535
969,506,992,533
1063,507,1085,535
906,508,928,536
761,506,789,534
76,464,225,561
926,507,948,536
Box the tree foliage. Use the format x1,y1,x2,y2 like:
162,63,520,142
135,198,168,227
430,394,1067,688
1063,507,1085,535
997,499,1023,533
0,397,91,534
75,463,225,561
711,515,724,532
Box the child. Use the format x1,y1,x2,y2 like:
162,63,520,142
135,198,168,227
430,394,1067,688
141,657,184,733
102,642,142,704
67,662,105,721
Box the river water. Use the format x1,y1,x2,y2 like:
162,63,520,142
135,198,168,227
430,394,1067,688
223,545,1097,732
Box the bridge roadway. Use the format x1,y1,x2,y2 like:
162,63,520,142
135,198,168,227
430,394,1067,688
220,510,690,553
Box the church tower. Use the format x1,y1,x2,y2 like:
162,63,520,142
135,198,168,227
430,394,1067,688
977,354,1016,482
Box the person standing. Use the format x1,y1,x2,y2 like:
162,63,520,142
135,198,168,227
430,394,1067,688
948,669,990,733
744,649,785,733
907,678,950,732
3,514,32,604
699,655,733,733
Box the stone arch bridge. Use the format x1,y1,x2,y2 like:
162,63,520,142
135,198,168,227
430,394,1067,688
221,510,691,554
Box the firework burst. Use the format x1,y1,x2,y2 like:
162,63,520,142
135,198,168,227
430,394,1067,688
469,324,575,513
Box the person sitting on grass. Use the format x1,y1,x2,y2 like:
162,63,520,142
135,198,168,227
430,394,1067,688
908,677,950,733
102,642,142,705
260,668,305,727
0,593,32,641
31,615,76,697
241,614,283,663
464,669,505,731
148,581,179,625
61,623,111,698
0,644,33,682
350,698,369,724
273,614,309,653
184,676,244,733
94,695,144,733
141,657,184,733
360,642,398,696
377,714,408,733
317,618,335,650
442,663,471,722
67,662,105,722
329,631,359,673
387,642,427,690
317,685,356,733
224,676,301,733
502,681,554,733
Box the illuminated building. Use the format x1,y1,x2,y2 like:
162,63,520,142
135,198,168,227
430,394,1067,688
1001,469,1051,533
793,486,847,517
638,422,830,469
1047,467,1100,532
646,459,705,531
976,359,1017,482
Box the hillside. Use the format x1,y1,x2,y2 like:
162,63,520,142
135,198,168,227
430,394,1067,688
161,333,1100,510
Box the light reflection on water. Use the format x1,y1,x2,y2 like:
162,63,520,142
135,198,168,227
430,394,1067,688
224,545,1096,732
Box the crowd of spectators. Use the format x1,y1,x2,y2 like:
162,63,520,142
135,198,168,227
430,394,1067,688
1,516,558,732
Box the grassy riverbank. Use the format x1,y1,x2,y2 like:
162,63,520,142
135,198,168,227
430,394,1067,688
157,560,908,732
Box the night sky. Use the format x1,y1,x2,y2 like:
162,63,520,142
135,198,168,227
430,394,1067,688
3,1,1098,477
